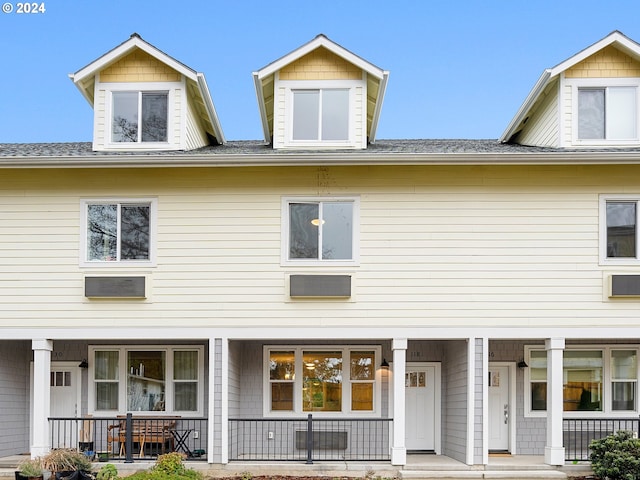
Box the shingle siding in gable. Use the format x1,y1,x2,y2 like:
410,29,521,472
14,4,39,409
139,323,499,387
279,47,362,81
565,45,640,78
100,50,182,83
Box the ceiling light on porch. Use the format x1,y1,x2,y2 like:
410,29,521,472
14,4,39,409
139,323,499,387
310,218,325,226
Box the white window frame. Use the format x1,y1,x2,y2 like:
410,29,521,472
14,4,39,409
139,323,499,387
570,78,640,146
105,83,177,150
281,196,360,267
88,345,204,417
282,80,361,149
599,194,640,265
524,345,640,418
263,345,382,418
80,198,157,268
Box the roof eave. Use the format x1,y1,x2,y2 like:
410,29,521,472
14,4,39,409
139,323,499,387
253,72,272,144
196,73,226,145
4,151,640,169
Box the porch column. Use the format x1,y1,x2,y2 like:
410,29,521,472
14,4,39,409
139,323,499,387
31,339,53,458
391,338,407,466
544,338,565,465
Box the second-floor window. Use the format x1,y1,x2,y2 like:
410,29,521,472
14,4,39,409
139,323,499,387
600,196,640,263
112,91,168,143
283,197,359,264
82,199,156,265
292,89,349,142
578,86,637,141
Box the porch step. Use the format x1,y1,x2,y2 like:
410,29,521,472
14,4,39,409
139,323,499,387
400,470,567,480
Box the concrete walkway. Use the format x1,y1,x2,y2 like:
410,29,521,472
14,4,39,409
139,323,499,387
0,454,594,480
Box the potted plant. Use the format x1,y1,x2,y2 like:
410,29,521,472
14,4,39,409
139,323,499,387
41,449,93,480
17,458,45,480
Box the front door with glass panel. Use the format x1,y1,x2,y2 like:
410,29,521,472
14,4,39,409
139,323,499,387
405,363,440,452
49,363,81,448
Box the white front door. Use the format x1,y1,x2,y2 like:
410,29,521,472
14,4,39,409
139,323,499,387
405,363,440,452
488,364,510,451
30,362,81,448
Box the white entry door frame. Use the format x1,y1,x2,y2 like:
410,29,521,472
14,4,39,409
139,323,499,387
30,361,82,447
487,362,516,454
403,362,441,454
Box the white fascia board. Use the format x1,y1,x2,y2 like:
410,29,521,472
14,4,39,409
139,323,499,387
499,70,552,143
369,71,390,143
253,72,271,143
197,73,226,145
549,31,640,77
71,35,198,86
256,35,385,81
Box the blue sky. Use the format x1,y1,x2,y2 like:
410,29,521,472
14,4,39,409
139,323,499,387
1,0,640,143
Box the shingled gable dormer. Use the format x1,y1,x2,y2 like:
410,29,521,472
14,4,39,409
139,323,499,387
253,34,389,150
69,33,225,152
501,31,640,148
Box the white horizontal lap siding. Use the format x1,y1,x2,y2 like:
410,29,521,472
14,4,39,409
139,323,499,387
274,86,286,147
562,82,573,146
172,87,182,148
185,95,208,150
354,85,364,147
518,83,559,147
1,165,640,329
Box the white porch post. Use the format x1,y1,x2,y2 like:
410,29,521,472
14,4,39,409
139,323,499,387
544,338,565,465
391,338,407,466
31,339,53,458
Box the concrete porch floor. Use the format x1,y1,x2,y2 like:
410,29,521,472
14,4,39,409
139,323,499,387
0,454,594,479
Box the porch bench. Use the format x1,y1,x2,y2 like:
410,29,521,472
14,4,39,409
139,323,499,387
107,416,180,457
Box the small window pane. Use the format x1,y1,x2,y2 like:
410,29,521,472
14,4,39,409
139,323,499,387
141,93,168,142
271,383,294,411
293,91,319,140
87,204,117,261
579,89,605,139
127,351,165,412
352,383,373,411
612,382,636,411
322,90,349,140
121,205,150,260
350,351,374,380
174,383,197,411
95,351,119,380
608,87,636,140
289,203,319,259
96,382,118,410
612,350,637,379
270,351,295,380
174,351,198,380
607,202,636,258
322,202,353,260
530,350,547,381
112,92,139,142
531,382,547,411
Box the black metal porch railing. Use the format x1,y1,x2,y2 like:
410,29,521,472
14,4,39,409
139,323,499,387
228,414,392,462
563,417,640,462
49,415,208,462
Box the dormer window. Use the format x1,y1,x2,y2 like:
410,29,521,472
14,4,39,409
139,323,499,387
112,91,168,143
578,86,637,140
292,89,349,142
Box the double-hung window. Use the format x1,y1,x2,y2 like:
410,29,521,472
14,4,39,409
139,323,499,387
82,199,156,265
265,346,380,416
112,91,168,143
283,197,359,265
525,346,639,416
600,196,640,263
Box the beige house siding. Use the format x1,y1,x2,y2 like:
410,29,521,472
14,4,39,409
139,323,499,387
565,45,640,78
515,79,559,147
100,49,182,83
1,164,638,329
279,47,362,81
93,88,107,147
274,85,286,147
561,81,573,146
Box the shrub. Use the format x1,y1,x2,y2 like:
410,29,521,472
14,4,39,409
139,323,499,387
590,430,640,480
18,458,45,478
125,452,201,480
96,464,118,480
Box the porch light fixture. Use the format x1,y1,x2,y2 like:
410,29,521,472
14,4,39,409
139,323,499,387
310,218,325,226
517,360,528,368
380,358,389,369
78,359,89,369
